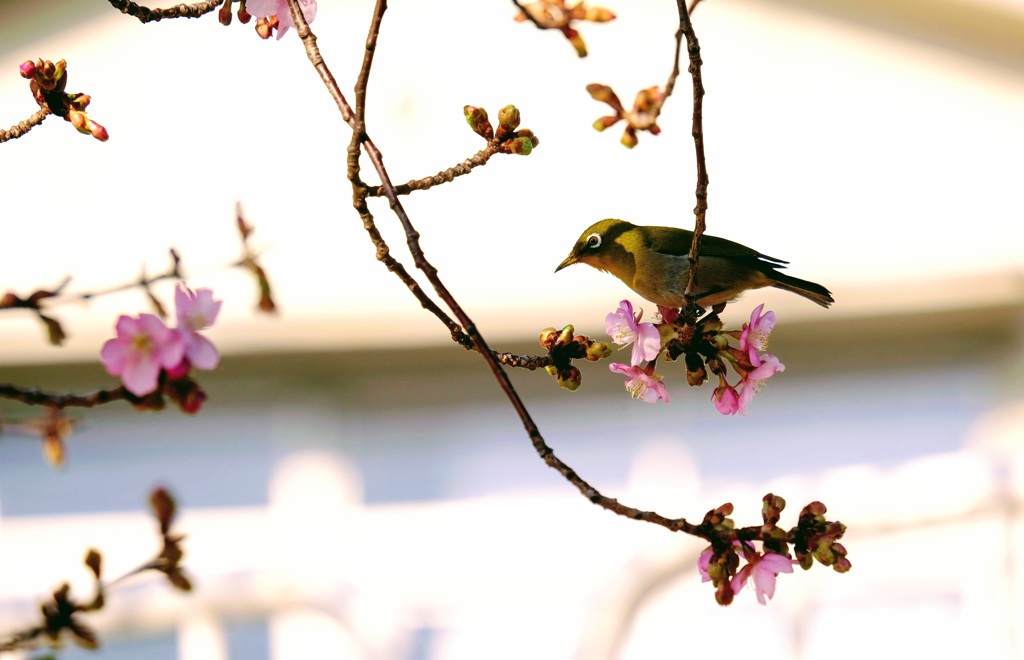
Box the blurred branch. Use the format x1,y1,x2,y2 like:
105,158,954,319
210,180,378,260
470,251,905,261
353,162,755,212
0,488,190,654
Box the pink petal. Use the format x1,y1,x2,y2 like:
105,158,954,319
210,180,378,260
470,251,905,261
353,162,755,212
183,332,219,370
631,322,661,365
608,362,639,377
121,352,161,396
100,337,129,375
697,549,713,583
759,553,796,574
730,564,752,598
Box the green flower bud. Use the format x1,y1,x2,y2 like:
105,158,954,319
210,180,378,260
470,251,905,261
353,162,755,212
463,105,493,140
557,366,582,391
585,341,612,361
539,327,559,350
557,324,574,346
497,105,520,132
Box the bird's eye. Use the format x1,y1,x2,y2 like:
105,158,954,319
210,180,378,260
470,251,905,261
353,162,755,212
585,233,602,249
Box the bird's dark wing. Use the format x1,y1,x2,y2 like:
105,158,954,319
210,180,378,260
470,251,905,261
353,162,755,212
645,226,789,266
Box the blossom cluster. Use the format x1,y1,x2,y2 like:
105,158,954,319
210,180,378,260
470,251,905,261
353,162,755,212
695,496,851,606
100,285,221,411
604,300,785,414
698,541,794,606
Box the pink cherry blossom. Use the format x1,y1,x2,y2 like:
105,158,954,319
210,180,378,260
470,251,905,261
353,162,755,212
605,299,660,365
730,550,795,605
698,548,713,582
712,383,740,415
100,314,185,396
736,352,785,414
609,362,669,403
175,285,222,370
246,0,317,39
739,303,776,355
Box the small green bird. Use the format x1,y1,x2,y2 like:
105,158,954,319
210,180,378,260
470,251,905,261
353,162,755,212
556,219,833,309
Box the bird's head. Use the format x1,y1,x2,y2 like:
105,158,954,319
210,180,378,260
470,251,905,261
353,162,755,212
555,219,638,277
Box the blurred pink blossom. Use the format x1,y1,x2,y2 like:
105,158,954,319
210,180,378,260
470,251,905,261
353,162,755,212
175,285,222,370
100,314,184,396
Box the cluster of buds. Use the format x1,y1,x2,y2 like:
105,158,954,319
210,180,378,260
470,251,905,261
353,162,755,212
514,1,616,58
587,84,665,148
793,501,851,573
20,59,108,141
697,495,850,606
218,0,252,26
539,324,612,391
464,104,539,155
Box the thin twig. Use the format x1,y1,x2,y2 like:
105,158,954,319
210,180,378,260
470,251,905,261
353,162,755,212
0,108,50,143
0,384,129,409
676,0,709,312
365,144,502,197
105,0,223,23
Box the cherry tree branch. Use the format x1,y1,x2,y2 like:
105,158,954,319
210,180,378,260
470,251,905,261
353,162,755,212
676,0,709,313
106,0,223,23
0,108,50,143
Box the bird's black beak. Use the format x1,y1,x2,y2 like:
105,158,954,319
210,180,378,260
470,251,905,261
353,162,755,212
555,253,578,273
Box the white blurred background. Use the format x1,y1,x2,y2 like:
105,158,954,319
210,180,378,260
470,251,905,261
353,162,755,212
1,0,1023,658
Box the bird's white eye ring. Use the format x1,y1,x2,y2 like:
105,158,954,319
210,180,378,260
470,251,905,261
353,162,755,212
585,233,602,249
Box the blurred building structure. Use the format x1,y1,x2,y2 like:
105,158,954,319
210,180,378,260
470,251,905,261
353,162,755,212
2,278,1023,659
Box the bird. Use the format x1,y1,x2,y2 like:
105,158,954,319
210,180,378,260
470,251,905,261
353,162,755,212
555,219,833,309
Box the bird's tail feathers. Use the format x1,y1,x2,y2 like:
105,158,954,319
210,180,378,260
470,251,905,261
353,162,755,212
771,272,834,308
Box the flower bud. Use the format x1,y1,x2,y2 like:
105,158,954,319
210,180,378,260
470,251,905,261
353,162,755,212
497,104,520,131
69,93,91,110
539,327,558,350
463,105,493,140
620,127,638,149
584,7,616,21
90,121,109,142
586,83,617,105
68,109,88,132
256,17,275,39
218,1,234,24
714,580,735,606
19,60,37,78
557,324,574,346
685,360,707,387
498,136,533,155
556,366,582,391
585,341,612,361
762,493,786,525
567,30,587,58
